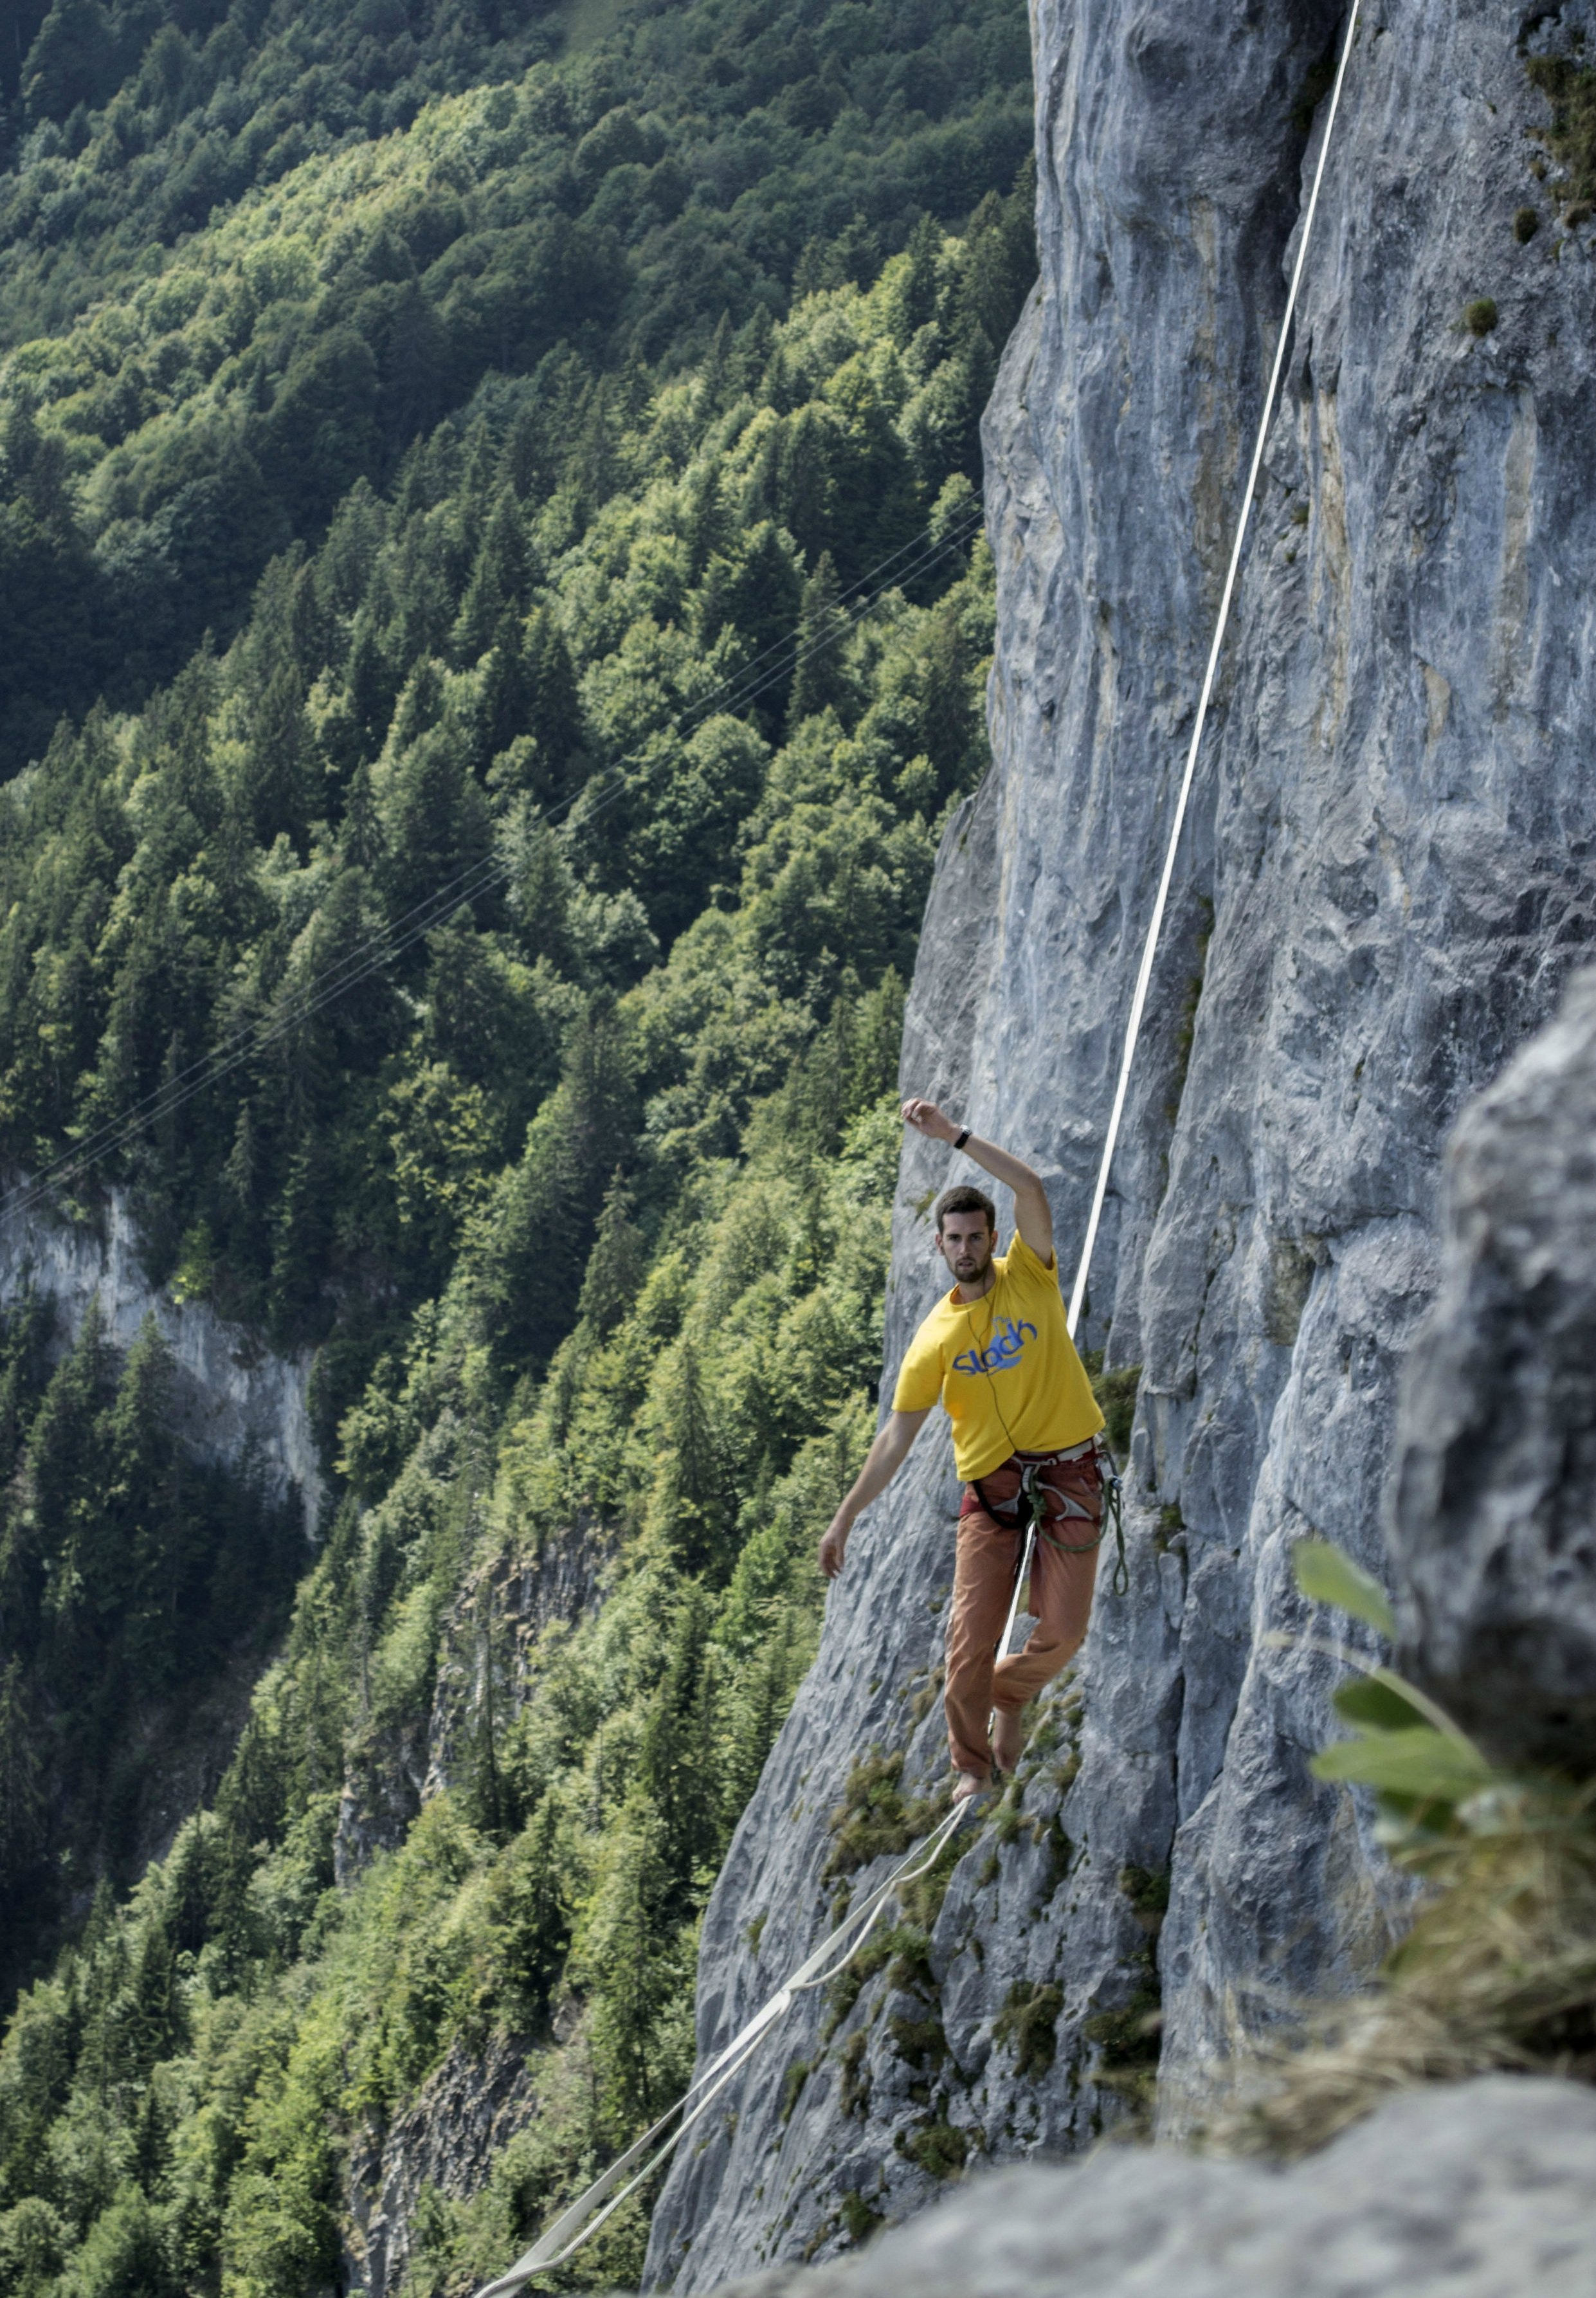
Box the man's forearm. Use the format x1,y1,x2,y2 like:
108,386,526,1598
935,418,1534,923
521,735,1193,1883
837,1418,917,1523
952,1129,1043,1200
900,1095,1054,1260
820,1410,926,1577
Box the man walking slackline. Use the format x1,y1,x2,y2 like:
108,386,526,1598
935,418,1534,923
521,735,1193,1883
819,1099,1105,1802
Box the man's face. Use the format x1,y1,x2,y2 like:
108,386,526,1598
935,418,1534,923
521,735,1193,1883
936,1210,994,1287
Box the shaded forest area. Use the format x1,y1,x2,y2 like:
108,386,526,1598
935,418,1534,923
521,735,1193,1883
0,1,1036,2290
0,0,1028,763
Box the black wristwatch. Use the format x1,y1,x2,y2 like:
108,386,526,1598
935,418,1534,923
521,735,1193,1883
953,1127,970,1151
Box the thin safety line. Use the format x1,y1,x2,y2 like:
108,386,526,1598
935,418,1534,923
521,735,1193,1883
1065,0,1362,1338
996,1520,1036,1669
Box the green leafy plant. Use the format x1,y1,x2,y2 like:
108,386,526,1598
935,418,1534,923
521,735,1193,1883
1290,1537,1498,1859
993,1979,1063,2079
1209,1540,1596,2158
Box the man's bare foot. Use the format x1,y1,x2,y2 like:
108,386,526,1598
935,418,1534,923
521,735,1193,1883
992,1710,1025,1774
952,1771,990,1805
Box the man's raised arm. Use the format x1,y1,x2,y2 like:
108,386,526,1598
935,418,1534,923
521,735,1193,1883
819,1408,930,1580
901,1097,1055,1264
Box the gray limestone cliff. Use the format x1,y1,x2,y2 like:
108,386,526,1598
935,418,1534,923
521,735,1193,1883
0,1181,323,1528
646,1,1596,2283
0,1182,323,1907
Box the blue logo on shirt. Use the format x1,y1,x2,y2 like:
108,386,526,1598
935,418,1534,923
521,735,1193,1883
952,1317,1037,1378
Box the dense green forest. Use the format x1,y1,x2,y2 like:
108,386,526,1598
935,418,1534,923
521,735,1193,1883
0,0,1036,2288
0,0,1028,764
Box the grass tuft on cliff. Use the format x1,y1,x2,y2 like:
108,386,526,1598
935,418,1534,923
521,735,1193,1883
1214,1776,1596,2158
1210,1542,1596,2158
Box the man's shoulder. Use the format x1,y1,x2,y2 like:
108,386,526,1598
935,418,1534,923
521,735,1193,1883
909,1288,957,1347
998,1233,1061,1291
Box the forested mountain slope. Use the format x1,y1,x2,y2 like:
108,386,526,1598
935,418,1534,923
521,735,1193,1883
0,3,1038,2290
0,0,1027,763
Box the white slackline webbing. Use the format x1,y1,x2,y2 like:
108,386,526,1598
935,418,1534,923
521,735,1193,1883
474,1802,969,2298
995,1522,1037,1673
475,15,1364,2287
1064,0,1363,1338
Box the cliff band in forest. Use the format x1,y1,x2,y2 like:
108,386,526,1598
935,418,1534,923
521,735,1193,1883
819,1100,1105,1797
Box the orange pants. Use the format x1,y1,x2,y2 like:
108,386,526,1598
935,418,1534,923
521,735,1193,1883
944,1456,1102,1780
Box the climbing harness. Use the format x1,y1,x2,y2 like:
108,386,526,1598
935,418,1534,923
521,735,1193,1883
473,7,1364,2285
987,1435,1128,1675
471,1800,970,2298
972,1438,1121,1596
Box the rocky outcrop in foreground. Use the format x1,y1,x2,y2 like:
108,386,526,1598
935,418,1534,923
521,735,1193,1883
701,2078,1596,2298
1393,965,1596,1771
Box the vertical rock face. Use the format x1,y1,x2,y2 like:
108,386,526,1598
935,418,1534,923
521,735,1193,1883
1392,966,1596,1770
649,1,1596,2283
0,1185,323,1529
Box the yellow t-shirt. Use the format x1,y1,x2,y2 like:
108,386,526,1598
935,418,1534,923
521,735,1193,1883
891,1232,1104,1482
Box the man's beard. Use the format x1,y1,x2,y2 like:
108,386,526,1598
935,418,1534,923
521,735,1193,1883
949,1246,992,1282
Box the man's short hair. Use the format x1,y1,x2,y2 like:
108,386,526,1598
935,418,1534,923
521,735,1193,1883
934,1183,996,1234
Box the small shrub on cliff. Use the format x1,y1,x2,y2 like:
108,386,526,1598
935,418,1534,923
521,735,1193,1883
993,1979,1064,2079
1083,1352,1141,1458
1212,1540,1596,2157
824,1751,949,1879
1523,49,1596,216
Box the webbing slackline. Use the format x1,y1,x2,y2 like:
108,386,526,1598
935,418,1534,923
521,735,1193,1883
475,1804,969,2295
473,10,1363,2288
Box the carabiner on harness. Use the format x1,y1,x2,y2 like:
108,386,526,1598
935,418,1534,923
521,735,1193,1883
1095,1437,1129,1598
1023,1458,1102,1554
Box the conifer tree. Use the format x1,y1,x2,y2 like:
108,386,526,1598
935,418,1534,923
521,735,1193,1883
503,805,576,973
684,462,730,583
649,1343,728,1577
486,1794,570,2023
576,1173,648,1338
468,996,636,1369
108,1317,185,1697
714,522,801,718
776,403,839,565
379,724,492,926
452,485,533,665
342,609,400,765
0,1658,44,1919
580,1804,680,2130
26,1304,113,1681
639,1587,720,1909
521,605,584,793
478,603,534,773
891,212,945,347
786,549,849,730
721,1608,798,1818
246,662,313,850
